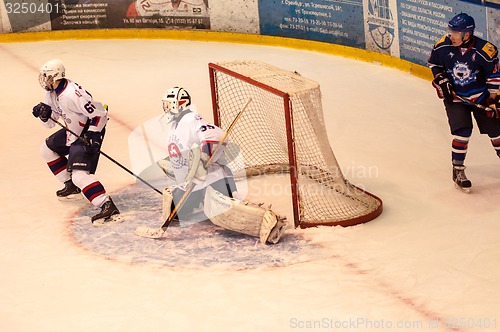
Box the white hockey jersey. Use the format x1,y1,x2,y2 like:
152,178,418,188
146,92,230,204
167,109,231,191
42,79,108,146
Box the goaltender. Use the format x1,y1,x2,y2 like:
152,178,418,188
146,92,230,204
154,87,287,244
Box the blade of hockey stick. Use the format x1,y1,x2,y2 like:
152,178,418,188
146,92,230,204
135,98,252,239
134,225,165,238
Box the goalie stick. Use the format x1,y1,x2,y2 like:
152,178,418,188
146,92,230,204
50,116,163,195
134,98,252,239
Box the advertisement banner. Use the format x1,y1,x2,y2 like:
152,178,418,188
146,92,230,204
259,0,366,49
48,0,210,30
0,0,210,32
363,0,400,58
397,0,486,65
258,0,495,66
0,0,498,71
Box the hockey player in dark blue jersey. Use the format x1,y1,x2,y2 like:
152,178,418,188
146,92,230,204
428,13,500,192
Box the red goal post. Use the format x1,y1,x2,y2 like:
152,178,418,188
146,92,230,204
208,60,382,228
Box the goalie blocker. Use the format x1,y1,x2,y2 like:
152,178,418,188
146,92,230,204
161,186,287,244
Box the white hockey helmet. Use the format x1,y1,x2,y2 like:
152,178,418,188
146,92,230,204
39,59,66,91
162,87,191,115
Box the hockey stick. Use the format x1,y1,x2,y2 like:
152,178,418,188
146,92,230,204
135,98,252,239
454,94,496,116
50,117,163,195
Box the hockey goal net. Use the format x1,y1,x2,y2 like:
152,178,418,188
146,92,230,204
209,60,382,228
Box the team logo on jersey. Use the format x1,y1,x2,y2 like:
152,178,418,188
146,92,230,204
168,142,184,169
451,62,476,87
168,143,181,158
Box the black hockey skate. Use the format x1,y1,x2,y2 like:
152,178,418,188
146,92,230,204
453,165,472,193
91,197,121,226
56,179,82,201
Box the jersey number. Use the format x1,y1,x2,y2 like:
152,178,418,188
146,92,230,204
200,124,215,132
84,101,96,114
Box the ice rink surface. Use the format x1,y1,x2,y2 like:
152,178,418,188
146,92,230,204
1,37,499,332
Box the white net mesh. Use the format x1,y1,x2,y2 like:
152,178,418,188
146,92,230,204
210,60,382,228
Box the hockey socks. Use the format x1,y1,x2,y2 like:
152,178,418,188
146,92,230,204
489,134,500,158
451,135,469,165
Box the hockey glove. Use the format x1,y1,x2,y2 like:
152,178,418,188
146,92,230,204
486,95,500,119
32,102,52,122
83,131,103,154
432,73,454,101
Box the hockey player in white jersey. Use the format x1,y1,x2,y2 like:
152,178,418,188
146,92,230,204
159,87,286,244
32,59,120,224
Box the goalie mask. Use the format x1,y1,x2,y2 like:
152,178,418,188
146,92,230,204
39,59,65,91
162,87,191,122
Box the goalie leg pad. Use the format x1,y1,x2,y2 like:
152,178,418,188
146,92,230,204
259,210,287,244
262,211,288,244
161,186,174,221
203,187,287,244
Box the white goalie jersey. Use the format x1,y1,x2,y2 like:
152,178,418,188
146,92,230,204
167,109,231,191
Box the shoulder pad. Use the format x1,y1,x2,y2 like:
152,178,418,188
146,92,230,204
481,42,498,59
434,35,448,47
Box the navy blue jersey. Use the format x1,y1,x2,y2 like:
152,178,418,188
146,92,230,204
428,35,500,104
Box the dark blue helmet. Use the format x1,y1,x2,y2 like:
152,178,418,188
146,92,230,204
448,13,475,33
